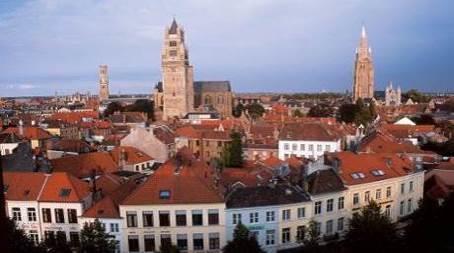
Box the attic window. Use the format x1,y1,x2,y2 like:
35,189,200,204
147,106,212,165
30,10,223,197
59,188,72,197
371,169,385,176
351,172,366,179
159,190,171,200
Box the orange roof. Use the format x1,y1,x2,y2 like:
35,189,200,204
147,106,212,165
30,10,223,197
380,124,435,139
50,152,118,178
262,156,284,167
176,125,231,140
110,146,154,165
2,127,52,140
50,111,99,124
39,172,90,202
3,172,48,201
122,159,223,205
358,131,432,154
279,123,339,141
330,152,414,185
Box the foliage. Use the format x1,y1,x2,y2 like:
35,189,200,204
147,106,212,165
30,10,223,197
293,109,304,118
160,244,181,253
103,102,123,117
410,114,435,125
421,138,454,156
307,104,334,117
80,219,117,253
403,89,430,103
5,218,45,253
223,223,265,253
338,99,375,125
245,103,265,120
233,103,244,118
44,231,72,253
303,219,320,248
345,200,398,253
103,99,154,120
222,132,243,167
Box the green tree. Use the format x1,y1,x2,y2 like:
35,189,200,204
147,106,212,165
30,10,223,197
124,99,154,120
304,219,320,248
80,219,117,253
338,104,359,123
233,103,244,118
5,218,45,253
45,232,72,253
160,244,180,253
223,223,265,253
345,201,398,253
103,102,123,117
245,103,265,120
403,89,430,103
308,104,334,117
222,132,243,167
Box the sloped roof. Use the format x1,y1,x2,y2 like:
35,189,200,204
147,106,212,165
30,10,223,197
39,172,90,202
110,146,154,165
50,152,118,178
358,131,431,154
307,169,346,195
194,81,231,93
279,123,339,141
2,127,52,140
3,172,48,201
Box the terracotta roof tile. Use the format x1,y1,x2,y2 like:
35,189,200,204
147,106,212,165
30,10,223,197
2,127,52,140
39,172,90,202
110,146,154,165
50,152,118,178
3,172,48,201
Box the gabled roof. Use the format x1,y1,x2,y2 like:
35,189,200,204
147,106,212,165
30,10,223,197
39,172,90,202
279,123,339,142
194,81,231,93
122,158,223,205
358,130,432,154
2,127,52,140
307,169,346,195
110,146,154,165
50,111,98,124
3,172,48,201
50,152,118,178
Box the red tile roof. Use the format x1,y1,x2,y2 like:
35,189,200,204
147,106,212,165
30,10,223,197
39,172,91,202
279,123,339,141
3,172,48,201
380,124,436,139
110,146,154,165
358,131,433,154
2,127,52,140
50,111,99,124
50,152,118,178
122,159,223,205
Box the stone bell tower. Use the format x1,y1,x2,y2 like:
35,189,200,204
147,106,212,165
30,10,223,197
352,25,375,102
98,65,110,102
161,19,194,120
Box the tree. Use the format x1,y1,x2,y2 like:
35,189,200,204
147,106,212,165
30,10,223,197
124,99,154,120
5,218,45,253
223,223,265,253
222,132,243,167
245,103,265,120
293,109,304,118
44,232,72,253
338,104,359,123
403,89,430,103
80,219,117,253
160,244,180,253
233,103,244,118
103,102,123,117
345,201,398,253
303,219,320,248
308,104,334,117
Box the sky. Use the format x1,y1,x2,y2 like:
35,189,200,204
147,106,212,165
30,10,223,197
0,0,453,96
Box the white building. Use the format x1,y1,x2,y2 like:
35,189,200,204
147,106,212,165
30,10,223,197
119,157,225,253
278,123,341,160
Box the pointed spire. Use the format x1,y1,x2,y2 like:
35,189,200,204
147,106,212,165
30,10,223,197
361,24,367,39
169,18,178,34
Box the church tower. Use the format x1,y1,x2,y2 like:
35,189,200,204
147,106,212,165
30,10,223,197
98,65,109,102
352,25,374,102
161,19,194,120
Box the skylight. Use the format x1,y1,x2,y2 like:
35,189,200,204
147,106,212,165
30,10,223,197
59,188,72,197
351,173,359,179
351,172,366,179
159,190,171,200
371,169,385,176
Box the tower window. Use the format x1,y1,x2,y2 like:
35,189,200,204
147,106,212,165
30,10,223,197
169,41,177,47
169,50,177,56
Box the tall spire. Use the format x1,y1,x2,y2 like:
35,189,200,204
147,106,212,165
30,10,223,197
169,18,178,34
361,24,367,39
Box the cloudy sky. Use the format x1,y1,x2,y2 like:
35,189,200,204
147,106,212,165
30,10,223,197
1,0,453,96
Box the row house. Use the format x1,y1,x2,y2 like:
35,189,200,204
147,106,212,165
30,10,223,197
119,155,225,253
4,171,92,246
278,123,341,160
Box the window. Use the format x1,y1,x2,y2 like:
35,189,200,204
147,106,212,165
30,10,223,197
110,223,119,233
315,201,322,215
409,181,414,192
208,209,219,225
282,228,290,243
385,205,391,217
266,230,275,245
128,235,139,252
127,211,137,227
192,210,203,226
169,41,177,47
68,209,77,223
297,207,305,218
193,233,204,250
407,198,413,213
143,211,154,227
160,234,171,250
159,190,171,199
44,231,55,246
376,189,382,200
209,233,220,250
401,183,405,194
176,210,187,226
338,197,344,210
27,208,36,222
232,213,242,224
282,209,290,221
317,144,322,151
297,226,305,242
327,199,334,212
55,208,64,223
284,143,289,150
314,222,321,236
144,235,155,252
176,234,187,251
292,144,297,151
400,201,405,215
309,144,314,151
325,145,330,152
364,191,370,202
12,207,21,221
266,211,275,222
326,220,334,235
250,212,259,223
29,230,39,245
386,186,392,198
300,144,305,151
337,217,344,231
69,232,80,247
42,208,52,223
353,193,359,205
159,211,170,227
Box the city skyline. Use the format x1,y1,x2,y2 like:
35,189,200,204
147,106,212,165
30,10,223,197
1,0,454,96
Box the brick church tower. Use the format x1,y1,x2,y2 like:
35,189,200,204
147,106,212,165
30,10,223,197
98,64,110,102
161,19,194,120
352,25,374,102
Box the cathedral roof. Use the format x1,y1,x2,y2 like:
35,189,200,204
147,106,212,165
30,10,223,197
194,81,231,93
169,18,178,34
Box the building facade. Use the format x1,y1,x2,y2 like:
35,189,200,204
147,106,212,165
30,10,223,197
385,82,402,106
352,26,374,102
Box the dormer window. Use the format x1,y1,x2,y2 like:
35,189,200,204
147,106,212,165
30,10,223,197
159,190,171,200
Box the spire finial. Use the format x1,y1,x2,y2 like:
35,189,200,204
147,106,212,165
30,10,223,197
361,24,367,39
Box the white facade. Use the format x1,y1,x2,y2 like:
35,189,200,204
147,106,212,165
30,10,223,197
0,142,19,155
119,203,226,253
278,140,341,160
